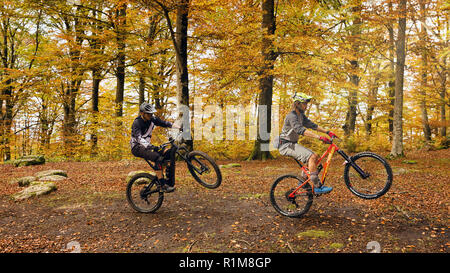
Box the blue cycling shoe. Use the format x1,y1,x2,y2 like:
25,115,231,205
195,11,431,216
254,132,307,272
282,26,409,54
314,186,333,194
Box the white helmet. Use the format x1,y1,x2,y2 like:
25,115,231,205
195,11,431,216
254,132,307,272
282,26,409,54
139,102,156,114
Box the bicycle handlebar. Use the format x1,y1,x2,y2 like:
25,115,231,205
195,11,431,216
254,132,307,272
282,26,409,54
161,129,184,147
330,135,341,142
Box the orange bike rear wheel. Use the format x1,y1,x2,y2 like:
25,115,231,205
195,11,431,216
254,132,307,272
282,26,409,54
270,175,313,218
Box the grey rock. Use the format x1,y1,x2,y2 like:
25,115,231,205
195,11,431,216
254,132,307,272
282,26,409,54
11,182,57,201
35,170,68,179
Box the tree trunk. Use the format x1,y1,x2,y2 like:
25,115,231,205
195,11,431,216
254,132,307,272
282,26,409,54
343,2,361,137
139,76,146,105
439,58,447,137
419,0,432,145
175,0,192,150
91,68,101,156
62,9,87,157
115,3,126,123
365,68,380,136
0,16,15,161
387,1,395,140
176,0,189,112
88,6,105,157
63,82,79,157
248,0,277,160
38,96,53,152
344,68,359,136
390,0,407,158
1,82,13,161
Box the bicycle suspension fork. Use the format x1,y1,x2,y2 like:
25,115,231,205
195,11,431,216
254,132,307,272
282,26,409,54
337,149,369,179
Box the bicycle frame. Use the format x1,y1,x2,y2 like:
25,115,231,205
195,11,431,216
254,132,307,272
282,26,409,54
144,132,210,176
289,139,369,197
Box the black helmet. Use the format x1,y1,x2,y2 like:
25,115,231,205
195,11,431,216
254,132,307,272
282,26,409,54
139,102,156,114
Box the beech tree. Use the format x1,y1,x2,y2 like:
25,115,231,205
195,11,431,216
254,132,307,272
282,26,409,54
390,0,407,158
0,0,448,161
248,0,277,160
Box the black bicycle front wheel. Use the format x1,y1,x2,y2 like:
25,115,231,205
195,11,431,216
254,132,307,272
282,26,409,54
187,151,222,189
126,173,164,213
344,152,393,199
270,175,313,218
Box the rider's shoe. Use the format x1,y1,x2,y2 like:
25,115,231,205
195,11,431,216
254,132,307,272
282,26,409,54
314,186,333,194
161,184,176,193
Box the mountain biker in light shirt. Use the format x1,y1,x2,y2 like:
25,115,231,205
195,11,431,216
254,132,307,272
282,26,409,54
277,92,338,194
130,102,181,193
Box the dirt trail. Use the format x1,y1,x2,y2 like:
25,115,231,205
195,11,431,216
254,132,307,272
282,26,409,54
0,150,448,253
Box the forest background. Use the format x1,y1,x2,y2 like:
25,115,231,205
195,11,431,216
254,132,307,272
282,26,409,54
0,0,448,163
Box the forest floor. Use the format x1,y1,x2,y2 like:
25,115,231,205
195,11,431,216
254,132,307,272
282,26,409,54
0,149,448,253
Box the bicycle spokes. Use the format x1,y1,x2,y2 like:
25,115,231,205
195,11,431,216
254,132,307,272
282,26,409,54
140,182,160,200
126,174,164,213
270,175,313,218
190,156,210,174
344,152,393,199
187,151,222,189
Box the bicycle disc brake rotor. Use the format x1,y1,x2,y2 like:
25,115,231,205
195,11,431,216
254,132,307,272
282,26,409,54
140,183,156,203
139,188,150,203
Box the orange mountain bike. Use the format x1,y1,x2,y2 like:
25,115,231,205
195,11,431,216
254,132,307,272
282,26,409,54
270,136,393,218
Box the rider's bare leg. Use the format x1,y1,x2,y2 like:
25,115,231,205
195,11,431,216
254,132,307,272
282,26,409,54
308,154,321,187
308,154,319,172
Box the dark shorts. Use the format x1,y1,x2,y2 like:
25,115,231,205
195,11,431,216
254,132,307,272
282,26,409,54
131,145,176,187
131,145,161,162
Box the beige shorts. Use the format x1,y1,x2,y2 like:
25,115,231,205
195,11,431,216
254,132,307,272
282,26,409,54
278,142,314,163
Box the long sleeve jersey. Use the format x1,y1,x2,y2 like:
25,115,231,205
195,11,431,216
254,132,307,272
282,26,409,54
130,115,172,150
279,110,318,143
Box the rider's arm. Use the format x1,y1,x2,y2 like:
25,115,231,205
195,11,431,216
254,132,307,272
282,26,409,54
316,126,338,138
303,129,321,140
151,116,173,128
288,112,311,136
302,114,318,131
171,124,182,130
152,117,181,130
315,126,329,134
304,124,333,139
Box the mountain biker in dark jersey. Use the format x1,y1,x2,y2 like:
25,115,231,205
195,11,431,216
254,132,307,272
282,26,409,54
277,92,338,194
130,102,180,193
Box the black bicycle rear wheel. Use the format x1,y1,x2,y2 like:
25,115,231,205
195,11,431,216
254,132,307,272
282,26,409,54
344,152,393,199
187,151,222,189
270,175,313,218
126,173,164,213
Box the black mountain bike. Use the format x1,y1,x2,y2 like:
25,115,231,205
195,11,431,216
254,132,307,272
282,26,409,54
126,130,222,213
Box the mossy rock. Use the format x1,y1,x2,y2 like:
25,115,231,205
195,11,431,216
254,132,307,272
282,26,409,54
126,170,157,184
38,175,67,182
10,176,37,187
35,170,68,179
11,181,57,201
13,155,45,167
219,163,241,169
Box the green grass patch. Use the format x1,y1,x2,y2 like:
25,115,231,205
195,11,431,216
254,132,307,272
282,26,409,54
296,229,333,239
